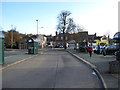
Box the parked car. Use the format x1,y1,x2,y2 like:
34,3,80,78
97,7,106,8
114,50,119,56
115,50,120,60
47,42,53,48
59,44,63,48
105,44,119,55
54,44,59,48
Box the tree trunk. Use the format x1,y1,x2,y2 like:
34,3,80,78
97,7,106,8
63,28,66,49
63,16,67,50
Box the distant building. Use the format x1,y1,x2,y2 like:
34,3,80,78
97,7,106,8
54,31,112,47
94,35,109,46
18,35,30,49
32,34,47,48
88,33,96,43
46,34,53,42
18,34,47,49
55,31,88,45
71,31,88,42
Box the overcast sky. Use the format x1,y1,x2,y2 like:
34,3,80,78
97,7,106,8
1,0,119,38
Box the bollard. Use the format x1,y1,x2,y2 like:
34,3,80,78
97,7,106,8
0,31,5,64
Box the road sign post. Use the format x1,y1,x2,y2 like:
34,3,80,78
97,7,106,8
0,31,5,64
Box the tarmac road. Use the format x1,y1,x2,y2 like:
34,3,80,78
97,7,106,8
4,49,27,57
3,49,102,88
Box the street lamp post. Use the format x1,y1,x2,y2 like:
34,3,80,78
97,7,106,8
39,27,43,33
11,25,13,48
36,19,38,35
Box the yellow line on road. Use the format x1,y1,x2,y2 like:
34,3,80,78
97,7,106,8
0,55,38,71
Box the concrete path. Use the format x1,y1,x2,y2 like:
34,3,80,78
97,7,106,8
3,50,101,88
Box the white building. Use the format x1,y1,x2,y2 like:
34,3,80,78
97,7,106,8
36,34,47,48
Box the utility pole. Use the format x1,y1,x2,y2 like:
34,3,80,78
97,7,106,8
36,19,38,35
11,25,13,48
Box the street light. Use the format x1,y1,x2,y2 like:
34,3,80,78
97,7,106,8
11,25,13,48
36,19,38,35
39,27,43,34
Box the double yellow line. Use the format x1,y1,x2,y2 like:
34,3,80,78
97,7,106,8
0,55,38,71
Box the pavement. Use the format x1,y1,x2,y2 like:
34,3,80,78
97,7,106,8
67,47,120,89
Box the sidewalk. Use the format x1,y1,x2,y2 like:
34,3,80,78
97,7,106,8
67,48,120,89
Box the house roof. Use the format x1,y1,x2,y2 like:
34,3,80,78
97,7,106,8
94,36,102,40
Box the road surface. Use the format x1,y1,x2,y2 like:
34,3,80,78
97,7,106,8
3,49,101,88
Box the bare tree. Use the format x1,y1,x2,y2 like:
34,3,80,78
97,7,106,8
74,24,85,33
66,18,76,34
56,10,76,49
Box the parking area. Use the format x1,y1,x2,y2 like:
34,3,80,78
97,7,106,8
3,49,35,67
